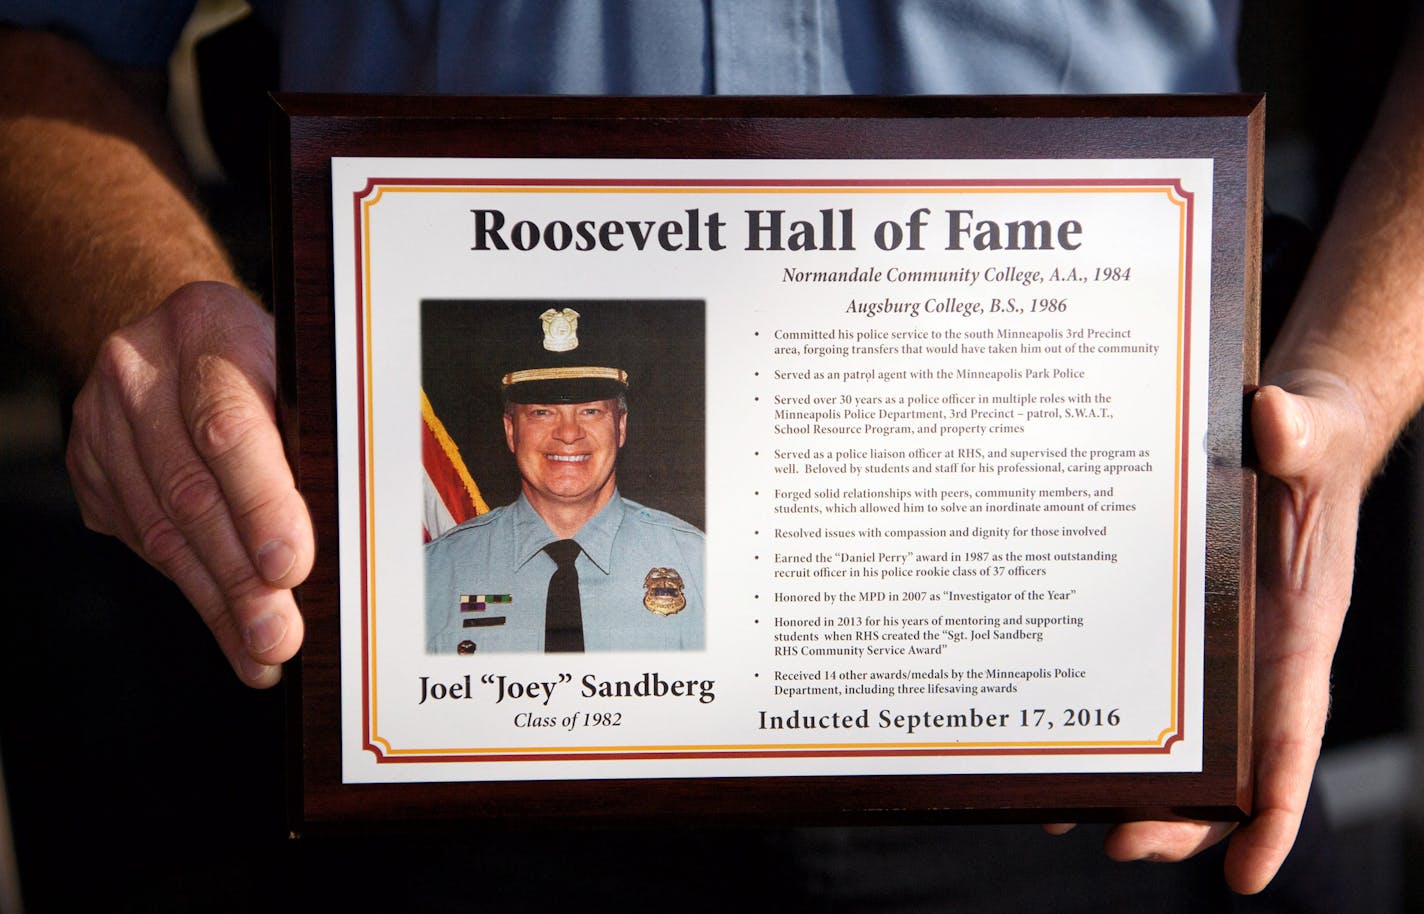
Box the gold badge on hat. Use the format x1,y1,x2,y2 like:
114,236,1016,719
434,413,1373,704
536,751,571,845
540,308,580,352
643,567,687,616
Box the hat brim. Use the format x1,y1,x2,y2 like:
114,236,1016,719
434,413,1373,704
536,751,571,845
503,376,628,405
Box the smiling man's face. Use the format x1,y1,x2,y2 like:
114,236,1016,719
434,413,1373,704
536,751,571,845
503,399,627,519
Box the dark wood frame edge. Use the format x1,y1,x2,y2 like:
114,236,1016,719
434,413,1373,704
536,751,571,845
268,93,1262,832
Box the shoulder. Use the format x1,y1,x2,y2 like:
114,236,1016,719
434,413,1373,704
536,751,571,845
619,498,705,541
426,503,514,553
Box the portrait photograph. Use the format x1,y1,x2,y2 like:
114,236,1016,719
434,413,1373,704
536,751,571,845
421,298,707,654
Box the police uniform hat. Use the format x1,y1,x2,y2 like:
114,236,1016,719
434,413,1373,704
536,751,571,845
500,306,630,404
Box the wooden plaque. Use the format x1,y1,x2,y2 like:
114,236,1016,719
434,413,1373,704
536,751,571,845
270,94,1260,831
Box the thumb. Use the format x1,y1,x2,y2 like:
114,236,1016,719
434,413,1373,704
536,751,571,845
1251,385,1315,481
1252,382,1362,485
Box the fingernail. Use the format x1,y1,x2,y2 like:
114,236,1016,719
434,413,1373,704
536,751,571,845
245,612,289,655
257,539,297,583
239,655,281,687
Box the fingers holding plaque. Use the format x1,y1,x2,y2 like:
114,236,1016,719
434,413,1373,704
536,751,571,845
272,95,1259,828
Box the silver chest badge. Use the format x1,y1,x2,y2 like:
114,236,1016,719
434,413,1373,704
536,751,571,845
540,308,580,352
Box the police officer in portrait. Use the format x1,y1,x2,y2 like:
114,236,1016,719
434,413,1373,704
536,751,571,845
425,303,706,654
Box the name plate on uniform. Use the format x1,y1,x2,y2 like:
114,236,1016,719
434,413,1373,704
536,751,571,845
271,95,1259,830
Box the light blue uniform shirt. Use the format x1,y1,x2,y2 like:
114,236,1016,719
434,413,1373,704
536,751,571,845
425,491,705,653
6,1,1241,94
264,0,1241,94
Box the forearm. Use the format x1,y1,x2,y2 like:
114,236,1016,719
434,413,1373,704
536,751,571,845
0,28,238,384
1263,14,1424,479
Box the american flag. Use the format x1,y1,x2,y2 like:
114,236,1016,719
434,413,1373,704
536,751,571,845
421,389,488,541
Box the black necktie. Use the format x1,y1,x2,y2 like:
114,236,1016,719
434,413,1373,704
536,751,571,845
543,539,584,652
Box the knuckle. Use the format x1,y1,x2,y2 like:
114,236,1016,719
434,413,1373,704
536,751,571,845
189,394,266,463
64,440,113,534
69,380,98,427
161,462,226,528
74,500,112,536
63,432,96,486
137,515,189,568
91,333,168,436
90,333,132,382
212,568,274,621
91,332,150,395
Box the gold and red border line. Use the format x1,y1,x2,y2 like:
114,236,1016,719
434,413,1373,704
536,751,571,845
349,176,1197,764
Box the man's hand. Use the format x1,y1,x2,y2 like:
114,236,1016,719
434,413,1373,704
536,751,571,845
0,33,311,686
1075,374,1370,893
65,281,313,687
